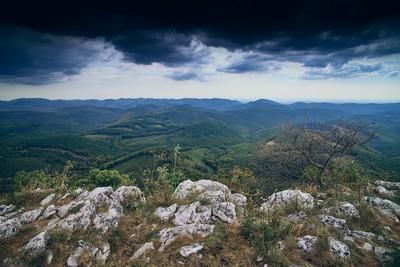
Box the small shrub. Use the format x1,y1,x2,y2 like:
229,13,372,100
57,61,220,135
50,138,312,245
88,169,132,188
205,221,227,249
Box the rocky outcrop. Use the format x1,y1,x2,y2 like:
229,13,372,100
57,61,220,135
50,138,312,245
260,190,314,213
363,196,400,222
18,185,144,258
0,207,43,238
153,180,245,251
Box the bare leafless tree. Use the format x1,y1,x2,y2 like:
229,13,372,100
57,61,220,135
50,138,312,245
254,119,378,188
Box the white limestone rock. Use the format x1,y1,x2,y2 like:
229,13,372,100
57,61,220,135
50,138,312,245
287,211,307,222
41,193,56,206
115,185,145,204
22,230,49,255
346,230,375,240
155,204,178,222
173,180,230,201
179,243,204,257
363,196,400,223
173,202,212,226
130,242,155,261
374,186,395,197
318,215,348,230
40,205,57,220
297,235,317,254
158,223,214,251
362,242,374,252
323,202,359,218
211,202,236,224
67,240,110,267
260,190,314,213
374,180,400,191
0,218,21,238
329,238,350,258
19,208,43,224
0,204,15,216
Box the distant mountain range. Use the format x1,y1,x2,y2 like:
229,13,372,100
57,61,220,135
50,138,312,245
0,98,399,178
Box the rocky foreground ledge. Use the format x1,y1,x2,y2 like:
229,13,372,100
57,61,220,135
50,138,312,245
0,179,400,266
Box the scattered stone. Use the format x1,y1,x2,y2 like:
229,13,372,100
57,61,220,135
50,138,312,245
384,225,392,231
47,252,53,265
0,204,15,216
315,192,328,200
374,246,392,259
256,255,264,262
158,223,214,251
363,197,400,223
318,215,348,230
329,238,350,258
41,193,56,206
130,242,155,261
67,240,110,267
362,242,374,252
260,190,314,213
179,243,204,257
287,211,307,222
276,240,286,250
323,202,359,218
346,230,375,240
19,208,43,224
155,204,178,221
297,235,317,254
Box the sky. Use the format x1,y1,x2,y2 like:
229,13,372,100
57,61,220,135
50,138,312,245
0,0,399,102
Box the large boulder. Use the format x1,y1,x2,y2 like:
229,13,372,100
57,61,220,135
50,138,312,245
173,180,230,200
173,179,246,208
22,230,49,255
260,190,314,213
173,202,212,226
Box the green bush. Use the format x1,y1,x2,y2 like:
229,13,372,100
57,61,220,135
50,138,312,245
240,217,276,254
88,169,132,188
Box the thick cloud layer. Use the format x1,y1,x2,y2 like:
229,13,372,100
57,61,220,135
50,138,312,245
0,0,399,84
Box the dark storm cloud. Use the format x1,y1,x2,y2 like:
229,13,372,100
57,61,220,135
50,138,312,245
0,27,120,84
0,0,399,83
